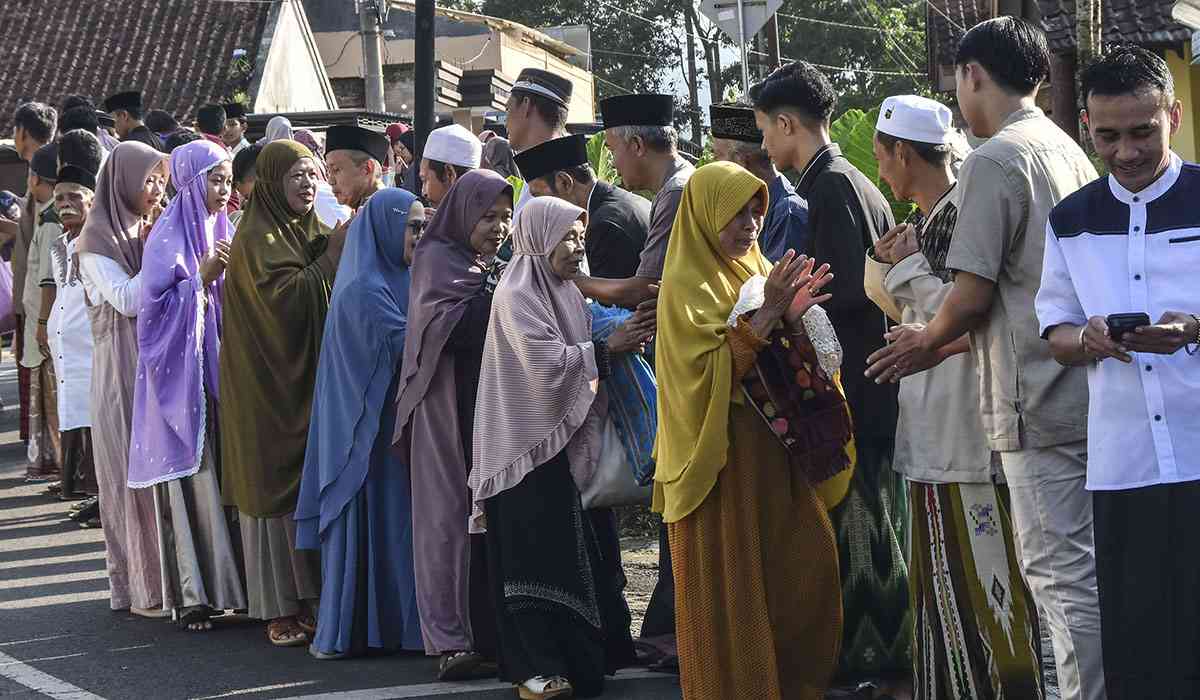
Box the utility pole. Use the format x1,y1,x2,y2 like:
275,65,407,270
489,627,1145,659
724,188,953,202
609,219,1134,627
414,0,436,162
359,0,387,112
735,0,749,95
684,1,703,142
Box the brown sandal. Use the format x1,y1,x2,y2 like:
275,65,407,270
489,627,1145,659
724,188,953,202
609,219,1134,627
267,618,308,647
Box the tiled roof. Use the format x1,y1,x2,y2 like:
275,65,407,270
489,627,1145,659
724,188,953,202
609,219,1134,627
925,0,994,79
1037,0,1191,52
0,0,273,135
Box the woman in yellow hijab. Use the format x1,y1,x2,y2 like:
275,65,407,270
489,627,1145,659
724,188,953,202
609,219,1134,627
654,161,845,699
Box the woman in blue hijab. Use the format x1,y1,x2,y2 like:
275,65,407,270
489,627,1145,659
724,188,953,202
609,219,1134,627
295,188,425,658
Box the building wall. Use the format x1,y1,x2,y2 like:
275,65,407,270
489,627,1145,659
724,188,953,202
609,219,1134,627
313,29,595,123
1168,45,1199,162
496,33,594,124
253,0,340,113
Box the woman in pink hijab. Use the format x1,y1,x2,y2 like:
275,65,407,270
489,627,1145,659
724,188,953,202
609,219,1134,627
469,196,635,700
75,141,169,617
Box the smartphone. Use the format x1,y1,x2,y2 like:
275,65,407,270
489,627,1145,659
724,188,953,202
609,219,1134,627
1106,313,1151,341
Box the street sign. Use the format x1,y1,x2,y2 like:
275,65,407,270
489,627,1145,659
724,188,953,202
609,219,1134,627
698,0,782,48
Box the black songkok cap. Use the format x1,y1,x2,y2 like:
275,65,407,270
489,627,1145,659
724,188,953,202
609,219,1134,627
709,104,762,143
97,110,115,128
31,143,59,181
103,90,142,113
60,106,100,135
325,125,390,165
222,102,248,120
600,94,674,129
56,164,96,191
512,68,573,108
514,134,588,183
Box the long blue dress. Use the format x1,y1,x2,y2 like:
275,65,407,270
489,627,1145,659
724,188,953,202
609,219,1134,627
295,188,423,656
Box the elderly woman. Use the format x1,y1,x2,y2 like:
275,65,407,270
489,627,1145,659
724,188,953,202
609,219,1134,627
469,196,640,700
392,169,511,680
654,162,849,699
219,140,347,647
128,140,245,630
295,188,425,659
76,141,169,616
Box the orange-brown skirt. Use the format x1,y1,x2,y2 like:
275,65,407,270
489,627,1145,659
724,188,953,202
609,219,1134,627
668,403,843,700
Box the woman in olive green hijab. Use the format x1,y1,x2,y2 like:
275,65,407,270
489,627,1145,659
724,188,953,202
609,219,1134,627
219,140,348,647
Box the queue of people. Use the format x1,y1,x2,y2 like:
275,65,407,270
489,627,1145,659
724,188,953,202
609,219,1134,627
3,14,1199,700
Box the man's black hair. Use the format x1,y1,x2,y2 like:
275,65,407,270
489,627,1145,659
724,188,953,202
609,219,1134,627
545,164,595,195
196,104,227,136
61,95,94,112
1081,46,1175,107
233,144,262,184
875,131,952,168
58,129,103,175
145,109,180,134
165,130,202,152
749,61,836,124
512,92,568,132
13,102,57,143
955,16,1049,95
59,106,99,135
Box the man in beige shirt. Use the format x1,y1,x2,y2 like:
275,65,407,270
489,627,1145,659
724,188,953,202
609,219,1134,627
866,18,1104,700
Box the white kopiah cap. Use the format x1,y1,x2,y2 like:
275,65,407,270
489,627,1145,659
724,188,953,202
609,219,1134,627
875,95,954,146
423,124,483,169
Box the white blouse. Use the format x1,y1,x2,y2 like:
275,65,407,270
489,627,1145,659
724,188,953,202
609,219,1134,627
78,252,142,317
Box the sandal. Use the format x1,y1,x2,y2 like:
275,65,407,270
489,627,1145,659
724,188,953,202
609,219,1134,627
131,606,171,619
267,618,309,647
178,606,216,632
296,611,317,637
518,676,573,700
438,650,493,681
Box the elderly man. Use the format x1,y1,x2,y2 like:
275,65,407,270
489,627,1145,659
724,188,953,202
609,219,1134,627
103,90,162,151
9,102,57,444
325,125,390,211
222,103,251,154
571,94,689,312
47,163,99,506
419,124,481,207
709,103,809,262
1038,47,1200,698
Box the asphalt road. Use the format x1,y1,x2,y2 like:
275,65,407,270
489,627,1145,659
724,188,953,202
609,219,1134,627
0,362,680,700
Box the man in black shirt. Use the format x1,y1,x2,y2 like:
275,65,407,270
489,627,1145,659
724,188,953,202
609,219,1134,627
103,90,163,152
752,60,908,690
515,134,649,279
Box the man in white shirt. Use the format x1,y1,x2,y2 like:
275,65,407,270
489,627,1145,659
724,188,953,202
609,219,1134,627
48,164,98,502
1037,47,1200,697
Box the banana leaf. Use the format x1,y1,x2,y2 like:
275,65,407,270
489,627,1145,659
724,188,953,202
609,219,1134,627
829,107,915,223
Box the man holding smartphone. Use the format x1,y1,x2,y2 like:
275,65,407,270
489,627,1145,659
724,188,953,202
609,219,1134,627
1037,47,1200,697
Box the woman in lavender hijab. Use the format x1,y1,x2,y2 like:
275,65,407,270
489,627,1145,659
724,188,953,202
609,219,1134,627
128,140,246,630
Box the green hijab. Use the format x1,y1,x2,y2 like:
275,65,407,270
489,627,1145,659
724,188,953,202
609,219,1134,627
219,141,337,517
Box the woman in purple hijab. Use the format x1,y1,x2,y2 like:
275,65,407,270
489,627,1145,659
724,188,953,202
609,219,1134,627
129,140,246,629
391,169,512,680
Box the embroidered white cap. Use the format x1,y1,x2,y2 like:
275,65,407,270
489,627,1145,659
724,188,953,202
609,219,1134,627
423,124,482,169
875,95,954,146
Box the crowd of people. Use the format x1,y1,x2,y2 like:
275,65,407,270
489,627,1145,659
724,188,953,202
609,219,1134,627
2,13,1198,700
